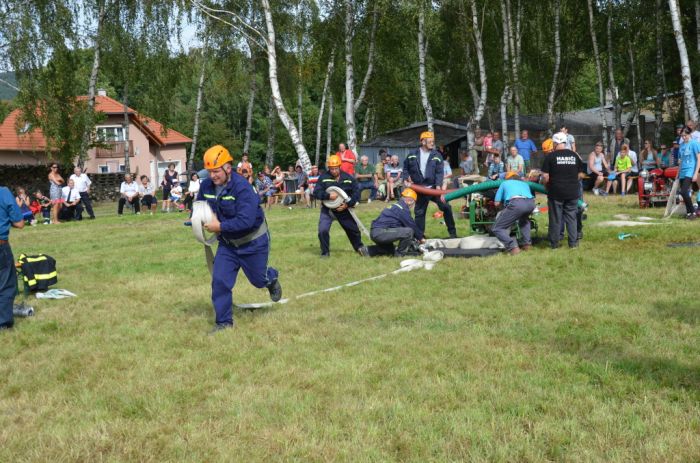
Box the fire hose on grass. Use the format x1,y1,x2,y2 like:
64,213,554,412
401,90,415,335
190,200,444,310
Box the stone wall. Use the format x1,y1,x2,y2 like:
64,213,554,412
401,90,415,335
0,165,133,201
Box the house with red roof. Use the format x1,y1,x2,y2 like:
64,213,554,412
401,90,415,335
0,91,192,184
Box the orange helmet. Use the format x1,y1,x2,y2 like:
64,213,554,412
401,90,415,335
420,131,434,141
327,154,342,168
505,171,520,180
401,188,417,201
542,138,554,153
203,145,233,170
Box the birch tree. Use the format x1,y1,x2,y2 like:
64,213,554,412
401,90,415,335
188,41,208,172
315,49,335,165
462,0,487,167
242,48,257,155
499,0,511,147
654,0,667,146
505,0,522,137
417,2,434,132
587,0,609,153
607,12,622,129
669,0,699,121
326,92,334,162
344,0,378,153
266,95,276,166
545,0,561,135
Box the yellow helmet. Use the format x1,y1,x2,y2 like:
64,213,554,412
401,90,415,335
401,188,418,201
420,131,434,141
203,145,233,170
505,171,520,180
542,138,554,153
327,154,342,168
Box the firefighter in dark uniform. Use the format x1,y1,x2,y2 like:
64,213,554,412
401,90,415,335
402,131,457,238
197,145,282,333
313,154,369,258
368,188,425,256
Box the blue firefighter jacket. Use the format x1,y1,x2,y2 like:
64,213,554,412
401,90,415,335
401,148,444,187
371,199,424,240
313,171,359,208
197,172,265,242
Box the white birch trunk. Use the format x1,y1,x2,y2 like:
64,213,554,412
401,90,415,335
261,0,311,172
625,46,641,152
418,4,434,133
188,46,207,172
315,50,335,166
607,13,622,129
361,105,371,142
297,68,303,144
546,0,561,135
243,49,257,155
506,0,521,137
669,0,700,121
353,6,378,114
587,0,609,153
466,0,488,171
500,0,511,147
266,95,276,167
344,0,356,152
326,92,334,162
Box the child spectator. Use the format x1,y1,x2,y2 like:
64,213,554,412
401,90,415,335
170,183,183,211
488,154,505,180
15,187,35,225
33,191,51,224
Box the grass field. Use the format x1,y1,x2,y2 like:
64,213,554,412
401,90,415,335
1,193,700,462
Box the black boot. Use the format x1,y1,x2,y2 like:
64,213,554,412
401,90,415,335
267,278,283,302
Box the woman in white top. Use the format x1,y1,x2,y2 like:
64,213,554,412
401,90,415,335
138,175,157,214
588,142,610,195
640,140,660,170
183,172,200,212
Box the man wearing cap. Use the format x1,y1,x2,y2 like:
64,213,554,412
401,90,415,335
368,188,425,257
492,172,536,255
197,145,282,333
313,154,369,257
0,184,24,331
541,132,585,249
403,131,457,238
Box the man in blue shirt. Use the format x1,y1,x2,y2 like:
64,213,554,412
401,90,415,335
197,145,281,333
368,188,424,256
492,172,536,255
0,185,24,330
513,130,538,172
677,127,700,219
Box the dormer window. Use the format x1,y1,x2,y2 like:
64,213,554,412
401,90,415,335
19,122,31,134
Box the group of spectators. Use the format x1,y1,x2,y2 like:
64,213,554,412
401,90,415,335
116,163,201,216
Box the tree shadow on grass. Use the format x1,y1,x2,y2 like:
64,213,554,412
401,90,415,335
650,300,700,325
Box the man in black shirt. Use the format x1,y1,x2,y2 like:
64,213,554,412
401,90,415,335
541,132,585,249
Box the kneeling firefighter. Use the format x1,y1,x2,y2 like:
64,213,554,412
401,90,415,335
368,188,425,257
197,145,281,333
313,154,369,257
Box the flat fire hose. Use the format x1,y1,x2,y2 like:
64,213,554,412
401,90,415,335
192,201,218,275
323,186,371,240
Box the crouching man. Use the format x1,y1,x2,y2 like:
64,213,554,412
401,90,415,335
368,188,425,257
492,172,536,255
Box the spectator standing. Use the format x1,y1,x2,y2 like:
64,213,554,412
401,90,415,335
59,178,83,221
513,130,538,172
442,155,453,189
677,126,700,219
640,140,660,170
506,146,525,177
609,128,630,166
139,175,157,215
119,174,141,215
559,125,577,152
237,153,254,184
69,166,95,220
491,131,504,157
305,165,320,207
588,142,610,196
355,156,378,202
48,163,65,224
376,154,391,199
541,132,585,249
14,187,34,224
183,172,200,212
0,185,24,330
161,163,178,213
336,143,357,176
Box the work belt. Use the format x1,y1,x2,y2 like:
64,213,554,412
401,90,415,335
220,220,268,248
0,239,8,245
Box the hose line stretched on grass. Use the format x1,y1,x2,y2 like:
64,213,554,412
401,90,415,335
443,180,548,202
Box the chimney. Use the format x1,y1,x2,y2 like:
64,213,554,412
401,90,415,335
97,89,107,97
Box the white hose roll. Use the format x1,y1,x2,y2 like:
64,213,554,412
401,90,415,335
322,186,349,209
192,201,218,274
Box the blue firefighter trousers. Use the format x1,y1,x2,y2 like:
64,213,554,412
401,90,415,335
0,243,17,328
211,234,278,325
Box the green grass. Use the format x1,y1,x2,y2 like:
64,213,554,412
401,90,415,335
2,194,700,462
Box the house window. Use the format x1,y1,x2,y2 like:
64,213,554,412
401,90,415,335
96,126,125,142
99,165,108,173
118,164,126,172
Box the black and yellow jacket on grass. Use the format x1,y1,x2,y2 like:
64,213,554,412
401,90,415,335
17,254,57,291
